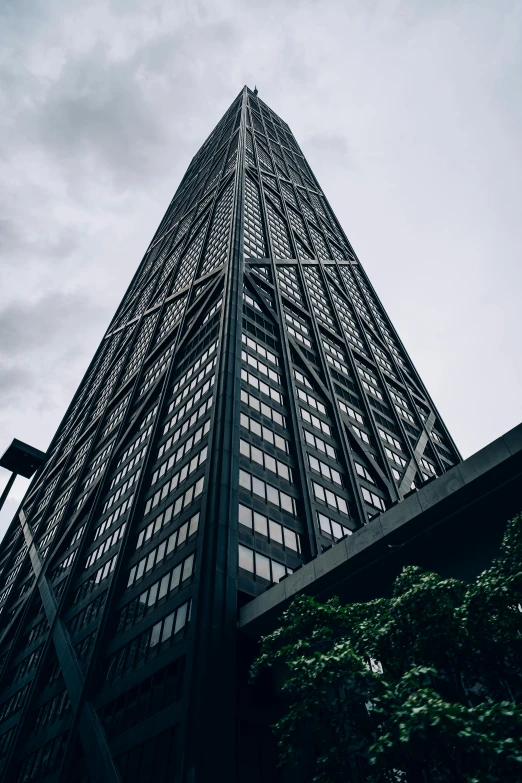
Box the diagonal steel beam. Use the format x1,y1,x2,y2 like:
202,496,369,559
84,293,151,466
18,509,120,783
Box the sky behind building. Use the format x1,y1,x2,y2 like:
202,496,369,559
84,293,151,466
1,0,521,537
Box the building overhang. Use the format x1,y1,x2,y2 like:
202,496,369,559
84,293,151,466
239,422,522,638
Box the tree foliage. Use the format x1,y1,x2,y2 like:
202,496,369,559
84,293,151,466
251,513,522,782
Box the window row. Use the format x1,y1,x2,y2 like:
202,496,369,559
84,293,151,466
294,368,313,389
110,444,146,490
421,457,437,475
312,481,349,516
172,340,218,396
241,333,279,366
171,353,218,411
12,646,43,685
323,339,346,364
361,378,384,401
120,553,194,632
318,509,353,541
300,406,331,436
145,449,207,514
52,548,77,580
296,387,326,415
384,446,407,470
240,413,288,452
338,398,364,425
239,469,297,515
139,343,175,397
80,462,107,492
202,297,222,324
160,395,213,457
395,404,416,426
354,461,375,484
89,441,114,475
137,497,199,548
350,422,371,445
379,428,403,452
240,389,285,427
278,266,303,304
17,730,66,783
95,495,133,542
361,486,386,512
243,290,262,312
308,454,342,486
241,368,282,404
325,351,352,379
389,388,410,412
357,364,381,391
105,600,191,684
100,657,185,741
303,428,336,459
102,469,141,514
165,377,214,435
68,590,107,636
85,522,126,570
303,270,335,328
238,544,293,584
116,423,153,468
238,504,301,552
0,683,29,723
241,350,281,385
153,422,210,484
239,439,292,482
32,690,70,734
74,554,117,605
128,519,198,588
25,618,48,647
285,313,312,348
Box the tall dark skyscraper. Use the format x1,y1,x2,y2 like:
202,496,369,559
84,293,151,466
0,87,460,782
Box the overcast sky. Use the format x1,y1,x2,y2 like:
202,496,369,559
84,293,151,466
1,0,521,537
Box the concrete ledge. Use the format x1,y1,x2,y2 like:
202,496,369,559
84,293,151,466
239,422,522,638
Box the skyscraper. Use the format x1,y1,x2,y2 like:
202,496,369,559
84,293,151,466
0,87,460,782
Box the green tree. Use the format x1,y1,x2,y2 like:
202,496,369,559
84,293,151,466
251,513,522,782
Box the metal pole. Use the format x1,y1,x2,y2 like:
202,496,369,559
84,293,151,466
0,472,17,514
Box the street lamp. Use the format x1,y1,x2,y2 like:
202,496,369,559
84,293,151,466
0,439,47,514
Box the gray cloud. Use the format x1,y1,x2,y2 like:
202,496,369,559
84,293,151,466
0,0,521,540
0,292,105,353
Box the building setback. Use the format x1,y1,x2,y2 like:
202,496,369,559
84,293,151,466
0,87,461,782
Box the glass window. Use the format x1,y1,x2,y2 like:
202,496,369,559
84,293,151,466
177,523,188,546
158,574,169,599
150,622,162,648
239,544,254,572
170,564,182,590
252,477,265,498
269,520,283,545
254,512,268,537
239,504,253,529
266,484,278,505
272,560,286,583
265,454,276,473
161,612,175,642
283,527,297,551
239,470,251,490
182,553,194,581
148,582,159,606
174,602,188,634
255,552,271,581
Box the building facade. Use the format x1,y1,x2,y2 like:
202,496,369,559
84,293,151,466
0,87,460,782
